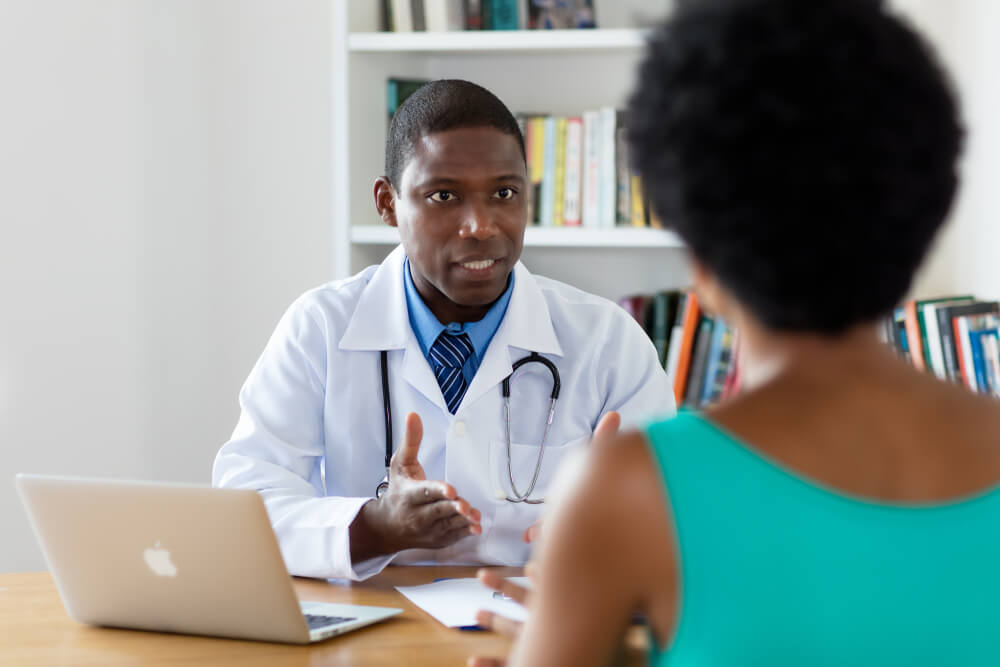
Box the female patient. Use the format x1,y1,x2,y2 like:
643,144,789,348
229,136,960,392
476,0,1000,665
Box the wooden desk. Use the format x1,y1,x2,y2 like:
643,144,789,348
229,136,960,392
0,568,648,666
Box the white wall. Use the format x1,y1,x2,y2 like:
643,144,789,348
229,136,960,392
0,0,332,572
897,0,1000,299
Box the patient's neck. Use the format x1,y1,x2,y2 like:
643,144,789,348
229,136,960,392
736,321,890,393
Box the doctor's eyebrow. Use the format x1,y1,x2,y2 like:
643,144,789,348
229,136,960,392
415,174,526,190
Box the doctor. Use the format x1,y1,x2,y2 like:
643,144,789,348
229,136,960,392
213,79,674,581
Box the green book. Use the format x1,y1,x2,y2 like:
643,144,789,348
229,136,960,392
647,291,676,368
386,78,429,130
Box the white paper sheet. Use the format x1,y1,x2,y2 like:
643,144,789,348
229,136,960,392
395,576,530,628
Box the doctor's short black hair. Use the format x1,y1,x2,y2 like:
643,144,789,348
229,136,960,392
384,79,526,189
628,0,963,334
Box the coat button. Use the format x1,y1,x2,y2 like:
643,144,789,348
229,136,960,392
453,420,467,438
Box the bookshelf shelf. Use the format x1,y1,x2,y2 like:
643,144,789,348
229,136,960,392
347,29,648,54
350,224,683,249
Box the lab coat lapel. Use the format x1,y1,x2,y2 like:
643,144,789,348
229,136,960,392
339,245,447,411
459,262,563,412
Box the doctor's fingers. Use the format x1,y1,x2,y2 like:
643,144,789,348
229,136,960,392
407,480,458,505
423,499,482,531
395,412,424,467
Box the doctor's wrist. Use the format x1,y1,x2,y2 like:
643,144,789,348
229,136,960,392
349,498,397,563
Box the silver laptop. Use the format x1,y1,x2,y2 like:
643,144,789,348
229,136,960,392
15,474,402,644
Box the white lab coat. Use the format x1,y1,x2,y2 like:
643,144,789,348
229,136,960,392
213,245,674,580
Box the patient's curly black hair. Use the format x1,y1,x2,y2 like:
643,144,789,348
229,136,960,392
628,0,963,334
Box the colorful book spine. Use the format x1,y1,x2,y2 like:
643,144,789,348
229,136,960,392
649,292,674,368
562,117,583,227
700,318,728,406
630,171,645,227
663,293,687,385
671,293,700,405
969,328,996,395
954,316,977,391
581,110,601,229
983,332,1000,397
615,122,631,225
684,316,714,408
903,300,925,371
552,117,568,226
539,116,557,227
598,107,617,228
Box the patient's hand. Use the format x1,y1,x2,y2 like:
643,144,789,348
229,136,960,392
468,567,536,667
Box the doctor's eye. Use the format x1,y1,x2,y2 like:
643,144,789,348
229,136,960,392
494,187,517,200
428,191,456,203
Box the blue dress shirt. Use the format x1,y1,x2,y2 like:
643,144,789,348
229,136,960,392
403,257,514,386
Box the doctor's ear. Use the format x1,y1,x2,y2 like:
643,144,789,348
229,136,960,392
374,176,399,228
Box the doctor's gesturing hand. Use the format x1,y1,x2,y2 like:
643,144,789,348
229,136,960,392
350,413,482,561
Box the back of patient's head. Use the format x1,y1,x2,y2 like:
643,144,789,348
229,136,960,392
629,0,963,334
385,79,525,189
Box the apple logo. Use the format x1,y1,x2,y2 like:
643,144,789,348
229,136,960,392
143,541,178,577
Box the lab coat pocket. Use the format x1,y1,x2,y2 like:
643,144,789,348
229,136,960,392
482,435,588,564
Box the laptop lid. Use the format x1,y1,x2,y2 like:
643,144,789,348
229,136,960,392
16,474,323,643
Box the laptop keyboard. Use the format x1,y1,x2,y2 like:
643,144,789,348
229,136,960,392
305,613,356,630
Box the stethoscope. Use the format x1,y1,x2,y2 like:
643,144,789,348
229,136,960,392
375,351,561,504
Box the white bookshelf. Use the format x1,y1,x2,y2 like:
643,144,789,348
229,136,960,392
347,28,647,53
332,0,689,301
351,224,683,248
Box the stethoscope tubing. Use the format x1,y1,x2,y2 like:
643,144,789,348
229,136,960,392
376,350,560,504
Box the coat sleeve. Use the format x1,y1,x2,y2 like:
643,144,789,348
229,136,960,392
595,308,677,430
212,296,395,581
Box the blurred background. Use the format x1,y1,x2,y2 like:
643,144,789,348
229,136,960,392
1,0,997,572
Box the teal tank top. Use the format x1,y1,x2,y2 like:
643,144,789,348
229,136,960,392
644,411,1000,667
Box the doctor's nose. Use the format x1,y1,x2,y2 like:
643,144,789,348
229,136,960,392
458,203,498,240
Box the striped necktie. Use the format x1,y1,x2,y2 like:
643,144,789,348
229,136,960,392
429,331,474,414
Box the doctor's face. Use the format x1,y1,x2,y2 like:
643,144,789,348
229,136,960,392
376,126,528,324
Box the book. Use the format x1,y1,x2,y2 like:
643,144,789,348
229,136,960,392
484,0,518,29
982,332,1000,397
955,313,1000,392
615,121,631,225
700,318,728,406
412,0,427,30
902,299,926,370
527,116,546,225
465,0,483,29
969,327,999,395
670,293,700,405
391,0,414,32
648,292,675,368
630,172,645,227
580,110,601,229
386,78,430,129
562,117,583,227
598,107,618,228
684,316,714,408
706,322,735,405
936,301,999,383
552,117,568,226
617,295,649,329
922,296,975,379
539,116,557,226
424,0,465,31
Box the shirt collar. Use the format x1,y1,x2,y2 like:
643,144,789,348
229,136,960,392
403,257,515,362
